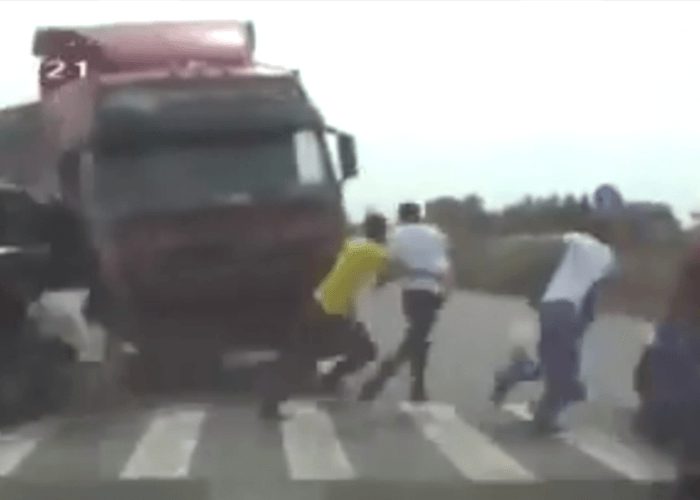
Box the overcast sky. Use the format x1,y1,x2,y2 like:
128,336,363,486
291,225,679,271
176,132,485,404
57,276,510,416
2,1,700,223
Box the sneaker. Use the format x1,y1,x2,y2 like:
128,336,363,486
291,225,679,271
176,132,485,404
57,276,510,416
490,371,514,407
410,386,428,403
531,400,564,435
316,375,347,397
358,378,384,402
532,417,564,435
259,402,286,421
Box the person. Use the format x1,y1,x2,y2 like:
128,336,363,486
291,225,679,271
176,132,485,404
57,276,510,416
640,247,700,500
490,217,617,433
358,202,453,403
259,213,390,420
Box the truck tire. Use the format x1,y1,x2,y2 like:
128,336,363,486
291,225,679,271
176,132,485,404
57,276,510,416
124,338,220,394
125,346,163,394
0,370,28,426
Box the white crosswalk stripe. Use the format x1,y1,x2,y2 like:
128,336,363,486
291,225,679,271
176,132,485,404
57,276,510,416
120,407,206,479
0,400,677,483
401,401,537,482
281,400,355,480
0,420,56,476
502,402,675,481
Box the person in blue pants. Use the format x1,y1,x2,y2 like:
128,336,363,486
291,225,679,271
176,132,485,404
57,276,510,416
491,219,617,434
640,247,700,499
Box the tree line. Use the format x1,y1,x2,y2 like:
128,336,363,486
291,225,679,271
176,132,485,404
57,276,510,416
424,193,682,244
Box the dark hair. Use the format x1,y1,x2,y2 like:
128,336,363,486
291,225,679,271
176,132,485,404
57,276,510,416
585,216,616,246
363,213,387,243
398,202,421,222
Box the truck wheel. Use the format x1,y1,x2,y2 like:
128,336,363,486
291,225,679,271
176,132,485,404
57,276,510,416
0,371,29,426
42,361,75,413
125,348,164,394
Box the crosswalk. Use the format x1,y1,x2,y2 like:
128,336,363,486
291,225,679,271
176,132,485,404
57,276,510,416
502,402,675,481
0,399,675,483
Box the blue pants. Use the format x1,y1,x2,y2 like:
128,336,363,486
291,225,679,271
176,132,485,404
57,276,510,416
535,300,588,422
501,300,588,423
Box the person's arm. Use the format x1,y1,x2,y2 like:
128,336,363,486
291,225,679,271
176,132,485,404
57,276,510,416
375,256,407,288
442,261,456,297
375,230,407,288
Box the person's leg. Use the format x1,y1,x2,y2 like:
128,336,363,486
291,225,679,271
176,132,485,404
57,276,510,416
674,402,700,499
358,290,421,401
319,320,377,391
407,291,443,401
259,345,309,419
259,308,318,419
532,301,584,432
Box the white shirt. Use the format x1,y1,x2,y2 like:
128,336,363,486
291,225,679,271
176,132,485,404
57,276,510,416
541,232,616,312
388,223,451,294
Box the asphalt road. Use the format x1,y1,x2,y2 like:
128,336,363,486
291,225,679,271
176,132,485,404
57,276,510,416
0,286,680,500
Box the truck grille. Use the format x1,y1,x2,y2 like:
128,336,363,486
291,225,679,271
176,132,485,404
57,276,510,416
154,243,311,286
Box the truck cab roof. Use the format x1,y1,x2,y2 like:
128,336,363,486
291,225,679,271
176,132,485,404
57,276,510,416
33,20,256,72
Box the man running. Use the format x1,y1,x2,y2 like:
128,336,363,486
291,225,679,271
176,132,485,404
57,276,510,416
490,217,617,433
259,213,389,420
359,202,453,402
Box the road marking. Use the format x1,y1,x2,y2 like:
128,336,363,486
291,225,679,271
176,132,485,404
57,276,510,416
401,401,536,482
281,400,355,480
503,402,674,481
120,408,206,479
0,420,56,476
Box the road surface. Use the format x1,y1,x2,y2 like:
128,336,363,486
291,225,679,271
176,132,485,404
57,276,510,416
0,286,678,500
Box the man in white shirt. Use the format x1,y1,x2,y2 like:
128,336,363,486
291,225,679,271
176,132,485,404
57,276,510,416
359,202,453,402
491,218,617,433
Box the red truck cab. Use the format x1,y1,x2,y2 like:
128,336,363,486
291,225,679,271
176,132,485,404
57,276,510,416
32,21,359,387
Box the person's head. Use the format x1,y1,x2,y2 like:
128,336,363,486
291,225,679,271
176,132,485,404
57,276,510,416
398,202,421,224
363,212,388,244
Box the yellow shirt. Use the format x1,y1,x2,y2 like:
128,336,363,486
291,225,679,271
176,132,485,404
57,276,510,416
315,237,389,317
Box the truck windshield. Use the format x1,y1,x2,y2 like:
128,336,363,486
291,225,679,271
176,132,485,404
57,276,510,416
92,129,331,218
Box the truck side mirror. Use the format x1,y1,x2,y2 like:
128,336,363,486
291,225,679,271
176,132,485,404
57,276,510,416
338,133,358,179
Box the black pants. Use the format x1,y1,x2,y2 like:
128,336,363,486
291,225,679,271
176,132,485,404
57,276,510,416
365,289,444,397
261,301,376,407
673,402,700,499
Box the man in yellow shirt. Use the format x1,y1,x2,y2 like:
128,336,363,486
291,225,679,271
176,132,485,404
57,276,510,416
260,213,390,420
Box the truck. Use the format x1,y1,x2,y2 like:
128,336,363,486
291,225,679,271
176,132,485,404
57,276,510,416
24,20,359,390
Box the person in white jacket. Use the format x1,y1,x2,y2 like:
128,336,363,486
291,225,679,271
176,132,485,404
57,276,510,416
491,218,617,433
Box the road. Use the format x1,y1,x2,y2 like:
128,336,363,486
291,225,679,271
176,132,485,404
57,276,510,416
0,286,678,500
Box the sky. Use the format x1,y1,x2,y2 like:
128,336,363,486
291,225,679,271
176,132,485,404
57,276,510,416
2,0,700,224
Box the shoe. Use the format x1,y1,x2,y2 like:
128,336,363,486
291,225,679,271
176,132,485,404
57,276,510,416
531,402,564,435
572,382,587,403
410,385,428,403
532,417,564,435
316,375,347,397
259,402,286,421
490,371,514,407
358,378,383,402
